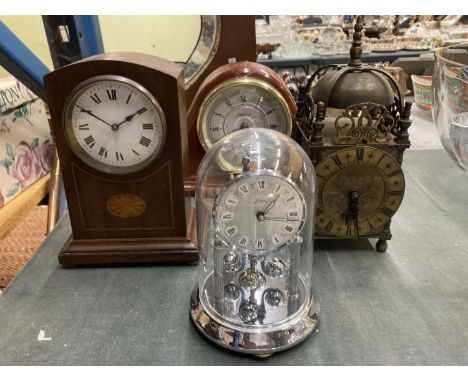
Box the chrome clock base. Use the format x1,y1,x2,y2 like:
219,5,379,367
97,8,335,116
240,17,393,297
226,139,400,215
190,286,320,356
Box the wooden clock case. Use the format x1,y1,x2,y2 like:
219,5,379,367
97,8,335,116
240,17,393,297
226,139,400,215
184,16,257,108
185,61,298,191
44,52,197,265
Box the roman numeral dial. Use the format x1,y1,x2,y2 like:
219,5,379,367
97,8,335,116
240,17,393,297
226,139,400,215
315,146,405,237
215,172,306,252
198,80,293,152
65,77,166,174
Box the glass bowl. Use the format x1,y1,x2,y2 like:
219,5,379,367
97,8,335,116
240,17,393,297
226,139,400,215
449,112,468,171
432,42,468,170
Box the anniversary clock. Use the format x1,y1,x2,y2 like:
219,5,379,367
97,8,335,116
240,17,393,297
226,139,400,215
296,17,412,252
191,128,319,356
185,61,298,190
44,52,197,265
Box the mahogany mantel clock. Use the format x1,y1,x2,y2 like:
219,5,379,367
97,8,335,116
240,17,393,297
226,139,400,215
186,61,298,187
44,52,197,265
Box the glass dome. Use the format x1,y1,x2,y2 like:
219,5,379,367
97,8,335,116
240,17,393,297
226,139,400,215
190,128,319,356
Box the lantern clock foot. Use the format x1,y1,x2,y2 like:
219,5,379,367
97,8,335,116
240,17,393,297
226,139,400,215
376,239,388,253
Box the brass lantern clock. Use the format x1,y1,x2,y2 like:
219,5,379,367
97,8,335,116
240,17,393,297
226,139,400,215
296,17,412,252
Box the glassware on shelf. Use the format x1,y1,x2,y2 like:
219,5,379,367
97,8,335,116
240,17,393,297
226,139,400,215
363,36,428,52
441,15,463,28
320,26,337,46
256,16,312,59
432,42,468,170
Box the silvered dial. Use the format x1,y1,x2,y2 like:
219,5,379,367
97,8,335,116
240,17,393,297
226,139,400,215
214,172,305,253
198,79,292,151
64,75,166,174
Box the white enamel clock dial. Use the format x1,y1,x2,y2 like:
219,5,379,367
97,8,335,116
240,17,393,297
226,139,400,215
214,171,306,253
197,79,292,152
64,75,166,174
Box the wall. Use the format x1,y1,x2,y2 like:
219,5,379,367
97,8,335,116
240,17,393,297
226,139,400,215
0,16,53,78
99,16,201,63
0,16,202,79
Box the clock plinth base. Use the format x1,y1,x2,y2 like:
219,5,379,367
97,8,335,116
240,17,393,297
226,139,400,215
184,176,196,196
58,208,198,266
190,285,319,356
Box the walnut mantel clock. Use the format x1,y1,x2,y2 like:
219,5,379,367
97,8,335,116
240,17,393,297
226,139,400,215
44,52,197,265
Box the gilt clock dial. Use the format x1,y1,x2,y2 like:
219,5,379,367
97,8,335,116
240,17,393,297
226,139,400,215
213,171,306,253
63,75,166,175
315,146,405,237
197,78,292,152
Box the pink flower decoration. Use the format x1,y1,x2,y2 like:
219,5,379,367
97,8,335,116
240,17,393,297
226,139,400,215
40,140,55,172
9,141,43,188
16,80,36,101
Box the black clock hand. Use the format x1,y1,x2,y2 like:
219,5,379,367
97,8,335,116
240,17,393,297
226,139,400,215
263,215,301,222
262,194,280,215
76,106,112,127
116,107,148,127
116,110,139,127
344,191,359,224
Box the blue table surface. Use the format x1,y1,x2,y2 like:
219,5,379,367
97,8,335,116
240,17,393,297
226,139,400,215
0,148,467,365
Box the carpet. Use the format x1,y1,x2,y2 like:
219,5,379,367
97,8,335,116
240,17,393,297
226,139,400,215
0,206,48,289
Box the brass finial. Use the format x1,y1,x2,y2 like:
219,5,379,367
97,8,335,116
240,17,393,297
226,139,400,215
316,101,326,121
348,16,363,67
396,101,412,144
311,101,326,144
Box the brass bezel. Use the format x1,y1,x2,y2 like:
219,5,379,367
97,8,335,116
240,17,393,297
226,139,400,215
63,75,167,175
197,77,293,152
